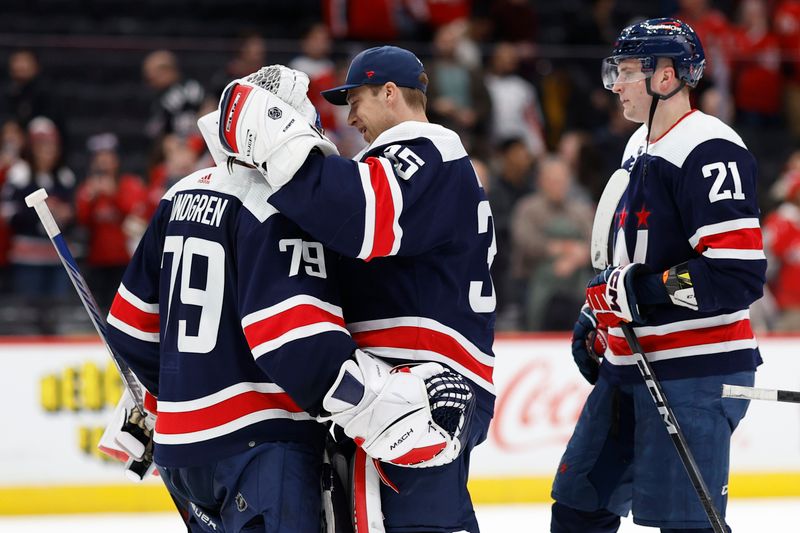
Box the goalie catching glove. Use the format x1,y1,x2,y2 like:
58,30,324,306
321,350,475,468
217,65,338,188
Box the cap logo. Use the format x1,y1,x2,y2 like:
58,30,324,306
366,70,375,79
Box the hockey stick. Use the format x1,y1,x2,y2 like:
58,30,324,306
25,189,147,414
591,170,727,533
25,188,190,528
722,384,800,404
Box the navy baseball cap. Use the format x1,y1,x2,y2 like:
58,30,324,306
321,46,427,105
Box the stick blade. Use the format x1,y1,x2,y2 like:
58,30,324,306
591,169,630,270
25,188,49,207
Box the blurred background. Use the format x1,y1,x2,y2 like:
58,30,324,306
1,0,799,336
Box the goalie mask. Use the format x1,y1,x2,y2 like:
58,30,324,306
216,65,337,187
218,66,314,159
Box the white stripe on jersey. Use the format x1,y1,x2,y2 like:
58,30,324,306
377,156,404,256
250,322,350,359
688,218,761,249
154,409,313,445
604,339,759,365
107,314,159,343
241,295,343,327
156,382,288,412
117,283,159,313
356,162,376,260
346,316,495,368
702,248,767,260
608,309,750,337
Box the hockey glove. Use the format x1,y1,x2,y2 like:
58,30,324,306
98,389,157,480
571,303,608,385
586,263,646,327
321,350,475,468
662,261,699,310
217,66,338,188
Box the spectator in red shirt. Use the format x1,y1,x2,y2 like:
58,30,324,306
732,0,783,126
774,0,800,138
676,0,736,99
76,133,147,312
764,170,800,330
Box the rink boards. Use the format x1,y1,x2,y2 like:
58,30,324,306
1,335,798,514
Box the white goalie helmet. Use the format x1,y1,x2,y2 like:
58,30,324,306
216,65,337,187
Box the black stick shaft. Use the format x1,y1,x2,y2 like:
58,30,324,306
622,324,727,533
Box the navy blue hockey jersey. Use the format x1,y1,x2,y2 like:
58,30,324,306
270,121,497,412
605,110,765,383
106,165,356,467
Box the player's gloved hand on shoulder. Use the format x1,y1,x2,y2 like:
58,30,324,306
218,65,338,189
320,350,475,468
571,303,608,385
586,263,646,327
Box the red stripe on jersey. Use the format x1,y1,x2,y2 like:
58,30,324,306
694,227,763,253
144,391,158,414
608,319,754,356
364,157,396,261
109,292,159,333
155,390,303,435
221,83,253,153
243,304,346,349
352,326,494,384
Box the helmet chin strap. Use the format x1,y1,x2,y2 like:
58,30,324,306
640,76,685,181
644,76,686,143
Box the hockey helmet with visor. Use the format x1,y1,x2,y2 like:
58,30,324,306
601,18,705,97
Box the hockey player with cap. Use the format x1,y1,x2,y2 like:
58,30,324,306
552,18,766,532
102,65,476,532
215,46,495,532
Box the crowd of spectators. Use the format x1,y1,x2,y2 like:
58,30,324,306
3,0,800,334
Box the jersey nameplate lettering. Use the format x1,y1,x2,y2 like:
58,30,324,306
170,193,229,227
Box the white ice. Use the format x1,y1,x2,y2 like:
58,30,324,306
0,500,796,532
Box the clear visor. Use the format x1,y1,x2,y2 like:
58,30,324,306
601,57,653,90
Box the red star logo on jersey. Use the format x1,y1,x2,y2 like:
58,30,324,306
635,205,651,228
617,206,628,228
